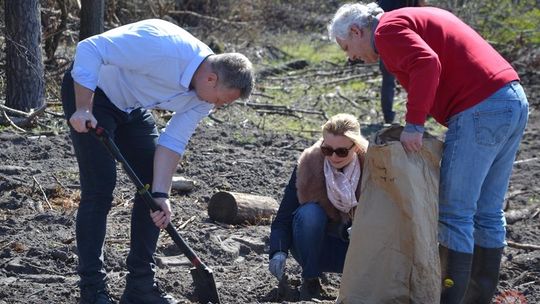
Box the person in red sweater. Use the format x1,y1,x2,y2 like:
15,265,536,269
328,3,529,304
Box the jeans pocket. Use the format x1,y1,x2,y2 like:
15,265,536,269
473,108,512,146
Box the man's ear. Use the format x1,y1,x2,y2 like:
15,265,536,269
207,72,218,87
350,24,363,37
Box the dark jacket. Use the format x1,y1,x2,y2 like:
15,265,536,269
378,0,421,12
268,141,365,259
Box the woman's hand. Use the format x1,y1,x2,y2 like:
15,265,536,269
269,251,287,281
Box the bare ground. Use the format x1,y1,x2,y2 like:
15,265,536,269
1,92,539,303
0,30,539,303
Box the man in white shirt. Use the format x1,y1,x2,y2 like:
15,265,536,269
61,19,254,304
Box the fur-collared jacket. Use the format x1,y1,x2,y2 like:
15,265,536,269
268,139,366,258
296,139,365,223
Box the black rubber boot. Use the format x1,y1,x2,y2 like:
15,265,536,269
440,245,473,304
463,245,504,304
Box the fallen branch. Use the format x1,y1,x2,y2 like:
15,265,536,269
1,110,26,132
322,72,378,86
507,240,540,251
239,102,325,117
0,103,47,128
0,103,30,116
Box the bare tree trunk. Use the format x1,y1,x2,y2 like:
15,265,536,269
4,0,45,112
42,0,69,64
79,0,104,41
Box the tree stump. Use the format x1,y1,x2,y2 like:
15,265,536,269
208,191,279,225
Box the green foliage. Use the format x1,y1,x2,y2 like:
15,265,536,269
433,0,540,54
474,0,540,46
277,36,345,64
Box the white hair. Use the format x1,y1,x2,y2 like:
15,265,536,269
328,2,384,41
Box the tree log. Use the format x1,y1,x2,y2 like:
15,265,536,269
208,191,278,225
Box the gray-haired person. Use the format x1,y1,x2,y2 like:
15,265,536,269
61,19,254,304
329,3,528,304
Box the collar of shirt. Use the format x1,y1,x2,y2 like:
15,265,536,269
371,17,380,54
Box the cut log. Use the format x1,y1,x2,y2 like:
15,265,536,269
208,191,278,225
171,176,196,192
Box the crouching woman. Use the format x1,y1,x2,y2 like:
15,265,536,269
268,113,368,300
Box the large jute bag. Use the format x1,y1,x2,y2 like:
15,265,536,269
337,126,442,304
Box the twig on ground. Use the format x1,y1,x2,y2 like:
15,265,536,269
282,139,304,150
515,157,539,164
336,89,361,109
530,208,540,219
44,109,65,118
33,176,53,210
507,240,540,251
322,73,377,86
52,174,68,191
208,113,224,123
179,215,196,230
250,92,275,99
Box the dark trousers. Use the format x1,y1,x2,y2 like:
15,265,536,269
61,70,160,290
289,202,349,279
380,60,396,124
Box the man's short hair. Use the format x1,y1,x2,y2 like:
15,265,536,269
209,53,254,100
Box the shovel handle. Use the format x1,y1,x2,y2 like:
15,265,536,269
85,122,207,269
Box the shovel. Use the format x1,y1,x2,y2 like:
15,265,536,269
87,123,221,304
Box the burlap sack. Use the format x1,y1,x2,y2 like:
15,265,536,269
337,126,442,304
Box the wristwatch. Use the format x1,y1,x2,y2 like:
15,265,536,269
151,192,170,199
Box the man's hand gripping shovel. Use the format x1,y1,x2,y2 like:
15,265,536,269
86,123,221,304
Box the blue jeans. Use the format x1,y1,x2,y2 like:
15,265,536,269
61,70,160,289
380,60,396,124
439,81,529,253
290,203,349,278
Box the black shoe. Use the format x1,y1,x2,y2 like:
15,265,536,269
120,282,178,304
79,285,114,304
299,277,321,300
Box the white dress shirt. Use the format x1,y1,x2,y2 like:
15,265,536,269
71,19,214,155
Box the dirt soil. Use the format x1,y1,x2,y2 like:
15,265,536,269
1,64,539,304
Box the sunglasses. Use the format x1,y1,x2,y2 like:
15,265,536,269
320,143,355,158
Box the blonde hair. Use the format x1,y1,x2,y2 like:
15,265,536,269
322,113,369,154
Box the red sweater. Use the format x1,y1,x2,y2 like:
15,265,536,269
375,7,519,125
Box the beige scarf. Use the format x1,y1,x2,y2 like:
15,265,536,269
323,154,361,213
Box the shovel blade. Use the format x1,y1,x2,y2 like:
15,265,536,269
190,266,221,304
